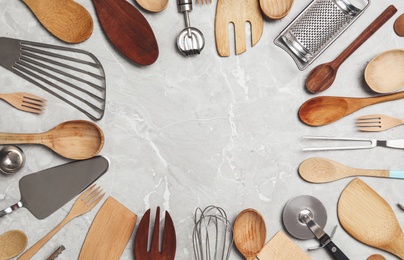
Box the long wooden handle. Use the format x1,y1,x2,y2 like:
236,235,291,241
0,133,43,145
333,5,397,67
361,91,404,106
18,217,72,260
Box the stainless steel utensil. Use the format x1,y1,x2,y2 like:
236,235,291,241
0,37,106,121
177,0,205,56
398,203,404,211
0,156,109,219
356,114,404,132
47,245,65,260
0,146,25,174
302,135,404,151
274,0,370,70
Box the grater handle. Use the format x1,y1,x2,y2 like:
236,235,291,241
332,5,397,67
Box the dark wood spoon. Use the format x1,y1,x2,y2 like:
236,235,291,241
305,5,397,94
394,13,404,36
92,0,159,66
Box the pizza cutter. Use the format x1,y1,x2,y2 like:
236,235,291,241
282,195,349,260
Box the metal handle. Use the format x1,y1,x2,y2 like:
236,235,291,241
302,136,377,151
0,202,23,217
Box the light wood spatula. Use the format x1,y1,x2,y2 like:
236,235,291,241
338,178,404,259
215,0,263,56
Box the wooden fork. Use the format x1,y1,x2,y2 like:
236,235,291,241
356,114,404,132
134,207,176,260
18,185,104,260
0,92,46,114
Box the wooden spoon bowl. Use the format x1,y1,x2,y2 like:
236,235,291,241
365,49,404,93
260,0,294,20
394,14,404,36
233,208,267,260
0,230,28,260
22,0,93,43
135,0,168,12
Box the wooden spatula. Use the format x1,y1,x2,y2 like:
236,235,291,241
257,231,311,260
79,197,137,260
338,178,404,259
215,0,263,56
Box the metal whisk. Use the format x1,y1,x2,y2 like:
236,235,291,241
193,205,233,260
177,0,205,56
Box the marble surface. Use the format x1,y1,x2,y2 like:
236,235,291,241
1,0,404,259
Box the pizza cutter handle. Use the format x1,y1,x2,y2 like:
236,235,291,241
324,241,350,260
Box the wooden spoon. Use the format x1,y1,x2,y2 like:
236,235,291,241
298,157,404,183
305,5,397,94
22,0,93,43
394,14,404,36
260,0,294,20
92,0,159,65
233,208,266,260
299,91,404,126
367,254,386,260
338,178,404,259
135,0,168,12
0,230,28,260
0,120,104,160
365,49,404,93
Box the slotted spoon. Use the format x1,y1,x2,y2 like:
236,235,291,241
0,92,46,114
356,114,404,132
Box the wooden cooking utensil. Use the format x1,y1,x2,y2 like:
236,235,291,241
18,185,104,260
394,14,404,36
365,49,404,93
356,114,404,132
299,157,404,183
367,254,386,260
215,0,263,56
259,0,294,20
305,5,397,94
256,231,311,260
22,0,93,43
0,230,28,260
338,178,404,259
299,91,404,126
0,92,46,114
79,197,137,260
92,0,159,65
233,208,266,260
135,0,168,12
0,120,104,160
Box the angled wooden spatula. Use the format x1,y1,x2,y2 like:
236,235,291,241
215,0,263,56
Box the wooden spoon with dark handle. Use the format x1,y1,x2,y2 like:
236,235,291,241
305,5,397,94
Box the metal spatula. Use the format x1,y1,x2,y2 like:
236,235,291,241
0,37,106,121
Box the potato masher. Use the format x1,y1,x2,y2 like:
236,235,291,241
176,0,205,56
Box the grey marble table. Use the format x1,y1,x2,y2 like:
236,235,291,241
1,0,404,259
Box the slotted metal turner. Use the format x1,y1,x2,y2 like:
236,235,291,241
0,37,106,121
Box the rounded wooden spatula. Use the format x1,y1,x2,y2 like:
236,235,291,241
338,178,404,259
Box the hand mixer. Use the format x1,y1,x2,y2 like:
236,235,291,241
177,0,205,56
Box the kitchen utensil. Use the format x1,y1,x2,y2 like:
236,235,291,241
177,0,205,56
0,156,109,219
134,207,176,260
193,205,233,260
79,197,137,260
0,37,106,121
338,178,404,259
365,49,404,93
367,255,386,260
197,0,212,4
299,91,404,126
283,195,349,260
22,0,93,43
233,208,266,260
0,146,25,174
302,135,404,151
215,0,263,56
18,185,104,260
299,157,404,183
0,120,104,160
0,230,28,260
0,92,46,114
394,14,404,36
398,203,404,211
357,114,404,131
305,5,396,93
92,0,159,65
274,0,370,70
136,0,168,12
47,246,65,260
256,231,311,260
260,0,294,20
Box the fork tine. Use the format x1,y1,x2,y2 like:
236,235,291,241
19,105,44,114
20,92,47,103
357,114,382,120
162,211,176,258
150,207,161,253
134,209,151,256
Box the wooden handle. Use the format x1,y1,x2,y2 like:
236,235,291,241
0,133,42,145
18,217,72,260
333,5,397,67
361,91,404,106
